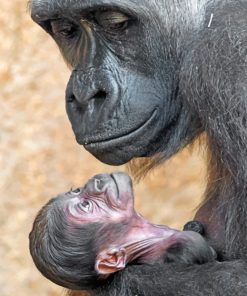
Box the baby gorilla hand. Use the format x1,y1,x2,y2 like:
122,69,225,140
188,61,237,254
183,220,205,235
164,231,217,265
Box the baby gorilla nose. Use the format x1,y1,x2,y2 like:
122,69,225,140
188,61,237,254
94,178,106,192
85,174,113,195
84,173,123,205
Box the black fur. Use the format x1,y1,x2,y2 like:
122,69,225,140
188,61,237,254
29,197,100,290
183,221,205,235
29,0,247,294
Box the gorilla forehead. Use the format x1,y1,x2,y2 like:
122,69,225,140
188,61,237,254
30,0,153,14
30,0,206,19
30,0,208,38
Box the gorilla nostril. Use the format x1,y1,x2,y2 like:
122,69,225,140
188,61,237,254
93,90,107,100
94,178,106,192
67,90,107,105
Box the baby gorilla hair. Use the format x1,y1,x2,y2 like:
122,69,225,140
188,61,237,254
29,197,101,290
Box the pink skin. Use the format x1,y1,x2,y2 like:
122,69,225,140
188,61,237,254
65,172,178,240
61,172,199,274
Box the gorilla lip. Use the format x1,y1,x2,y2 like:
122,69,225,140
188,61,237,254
83,109,157,147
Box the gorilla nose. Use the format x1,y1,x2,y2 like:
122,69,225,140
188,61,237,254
67,70,109,105
68,88,108,106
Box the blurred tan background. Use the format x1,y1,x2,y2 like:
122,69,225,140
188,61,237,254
0,1,207,296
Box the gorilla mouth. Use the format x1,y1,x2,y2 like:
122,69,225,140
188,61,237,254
83,109,157,148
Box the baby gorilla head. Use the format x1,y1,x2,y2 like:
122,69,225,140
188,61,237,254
29,173,216,290
29,173,134,290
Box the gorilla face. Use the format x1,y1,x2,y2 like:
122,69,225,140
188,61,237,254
30,0,202,165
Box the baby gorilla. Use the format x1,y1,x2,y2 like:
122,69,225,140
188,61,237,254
29,173,216,291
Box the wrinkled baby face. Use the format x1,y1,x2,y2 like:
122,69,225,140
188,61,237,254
62,172,135,223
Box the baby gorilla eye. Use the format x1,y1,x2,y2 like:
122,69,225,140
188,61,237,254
79,200,91,212
94,10,130,31
71,188,82,195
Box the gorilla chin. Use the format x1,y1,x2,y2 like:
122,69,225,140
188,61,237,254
76,110,162,165
82,106,195,167
82,134,155,166
82,121,181,166
85,144,134,165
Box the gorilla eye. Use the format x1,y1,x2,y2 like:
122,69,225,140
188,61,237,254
94,11,130,31
50,19,78,39
79,200,91,212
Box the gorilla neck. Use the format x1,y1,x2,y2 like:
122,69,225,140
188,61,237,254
113,216,180,264
195,138,247,259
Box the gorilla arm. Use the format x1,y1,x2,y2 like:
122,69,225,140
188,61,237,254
103,260,247,296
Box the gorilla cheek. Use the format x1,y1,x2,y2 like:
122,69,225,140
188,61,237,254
65,71,169,165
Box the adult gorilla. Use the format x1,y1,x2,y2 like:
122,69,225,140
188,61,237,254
30,0,247,295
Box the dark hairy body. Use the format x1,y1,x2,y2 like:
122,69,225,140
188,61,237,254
29,0,247,295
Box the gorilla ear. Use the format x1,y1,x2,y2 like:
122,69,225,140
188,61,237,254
95,247,127,276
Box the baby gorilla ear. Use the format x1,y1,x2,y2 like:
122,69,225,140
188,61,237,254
164,231,217,265
95,247,127,277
